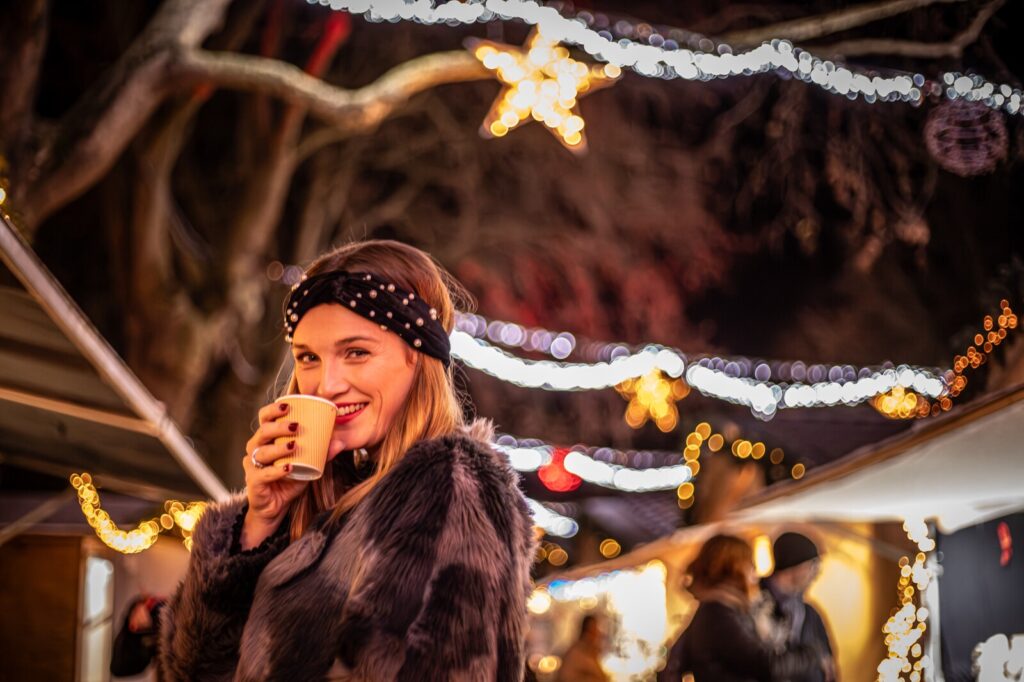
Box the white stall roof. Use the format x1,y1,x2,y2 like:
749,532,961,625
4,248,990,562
737,385,1024,533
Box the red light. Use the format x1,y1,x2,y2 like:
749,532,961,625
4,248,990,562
997,522,1012,567
538,448,582,492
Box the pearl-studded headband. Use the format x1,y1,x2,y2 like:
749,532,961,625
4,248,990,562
284,271,451,367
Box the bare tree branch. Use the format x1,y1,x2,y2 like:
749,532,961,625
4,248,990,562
14,0,233,232
0,0,48,164
174,48,490,132
718,0,967,48
813,0,1005,58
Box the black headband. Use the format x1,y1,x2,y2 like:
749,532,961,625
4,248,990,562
284,271,451,367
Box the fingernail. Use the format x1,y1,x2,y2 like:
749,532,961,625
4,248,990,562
284,464,291,472
287,441,296,450
288,422,298,432
279,403,288,411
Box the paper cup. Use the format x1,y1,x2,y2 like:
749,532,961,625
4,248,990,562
273,395,338,480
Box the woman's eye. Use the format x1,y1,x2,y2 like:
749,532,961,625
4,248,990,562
347,348,370,359
296,352,318,363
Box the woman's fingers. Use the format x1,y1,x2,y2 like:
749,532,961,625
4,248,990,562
257,401,290,425
245,419,298,456
251,439,296,467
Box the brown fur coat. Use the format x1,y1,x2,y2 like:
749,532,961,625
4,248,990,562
159,421,535,681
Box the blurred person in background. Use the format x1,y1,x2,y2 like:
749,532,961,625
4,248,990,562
111,594,166,678
762,532,837,682
659,534,824,682
558,614,611,682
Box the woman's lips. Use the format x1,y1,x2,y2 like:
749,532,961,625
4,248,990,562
335,403,368,425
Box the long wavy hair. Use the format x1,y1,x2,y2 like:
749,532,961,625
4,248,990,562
281,240,472,540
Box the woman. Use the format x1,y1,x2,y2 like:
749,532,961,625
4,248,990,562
658,535,823,682
159,240,537,681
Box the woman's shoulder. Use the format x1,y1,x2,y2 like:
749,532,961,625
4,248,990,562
400,418,521,493
367,418,532,541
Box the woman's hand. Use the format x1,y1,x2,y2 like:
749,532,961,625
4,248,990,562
240,402,308,548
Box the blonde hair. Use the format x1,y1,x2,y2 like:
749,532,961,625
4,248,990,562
282,240,472,540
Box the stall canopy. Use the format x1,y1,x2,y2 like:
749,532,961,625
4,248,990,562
735,384,1024,533
0,212,228,505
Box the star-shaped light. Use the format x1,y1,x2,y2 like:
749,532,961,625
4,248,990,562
469,29,621,152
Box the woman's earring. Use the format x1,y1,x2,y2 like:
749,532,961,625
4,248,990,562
353,448,369,467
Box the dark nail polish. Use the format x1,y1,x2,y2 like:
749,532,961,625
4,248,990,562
288,422,298,432
279,403,288,411
287,441,296,450
284,464,291,472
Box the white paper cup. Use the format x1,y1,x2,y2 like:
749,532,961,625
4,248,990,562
273,395,338,480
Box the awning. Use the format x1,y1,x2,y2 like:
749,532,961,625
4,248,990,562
0,211,228,503
735,384,1024,533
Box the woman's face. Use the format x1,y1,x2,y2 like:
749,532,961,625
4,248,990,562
291,303,418,457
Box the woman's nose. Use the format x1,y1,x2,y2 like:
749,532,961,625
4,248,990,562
317,360,352,397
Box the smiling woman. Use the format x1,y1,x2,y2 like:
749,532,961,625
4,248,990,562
158,240,537,681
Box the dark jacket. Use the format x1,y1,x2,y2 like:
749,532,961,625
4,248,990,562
659,594,820,682
762,582,835,682
159,422,536,681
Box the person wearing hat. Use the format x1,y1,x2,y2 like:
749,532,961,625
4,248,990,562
762,532,837,682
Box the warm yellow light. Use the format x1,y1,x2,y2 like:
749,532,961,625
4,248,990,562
600,539,622,559
708,434,724,452
548,547,568,566
752,534,775,577
676,482,694,500
527,589,552,615
791,463,806,479
537,655,561,674
471,29,620,152
70,472,206,554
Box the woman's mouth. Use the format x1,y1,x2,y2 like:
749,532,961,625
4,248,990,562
335,402,368,425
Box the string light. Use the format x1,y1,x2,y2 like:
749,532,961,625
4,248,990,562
877,520,936,682
616,369,690,432
70,473,207,554
308,0,1024,117
496,436,692,492
874,299,1019,419
471,29,620,151
451,329,686,391
451,322,948,419
527,497,579,538
497,420,795,498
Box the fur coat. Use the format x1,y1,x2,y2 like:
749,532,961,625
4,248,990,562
159,421,536,681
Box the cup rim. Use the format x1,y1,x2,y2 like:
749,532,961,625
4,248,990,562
274,394,338,410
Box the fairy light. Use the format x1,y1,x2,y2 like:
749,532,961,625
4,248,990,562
878,520,936,682
70,473,207,554
451,321,948,419
874,299,1019,419
527,497,579,538
946,299,1018,408
496,420,792,497
616,369,690,432
308,0,1024,117
471,29,620,151
450,329,686,391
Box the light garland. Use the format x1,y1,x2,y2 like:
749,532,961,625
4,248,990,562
874,299,1019,419
451,329,687,390
453,324,948,419
496,435,693,492
877,519,936,682
527,498,579,538
497,421,796,500
470,29,620,151
71,473,208,554
309,0,1024,117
